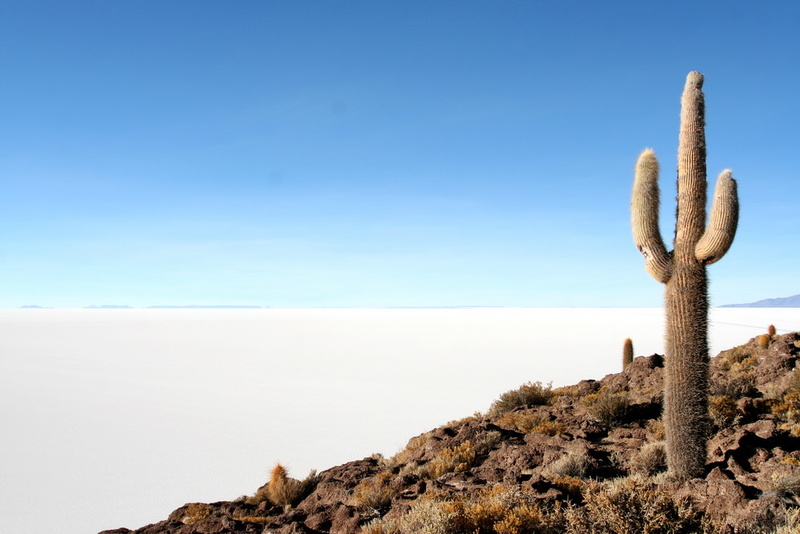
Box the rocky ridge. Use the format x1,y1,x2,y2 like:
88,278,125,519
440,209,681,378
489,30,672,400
101,331,800,534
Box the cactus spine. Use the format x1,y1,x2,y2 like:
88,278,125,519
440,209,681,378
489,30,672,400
631,72,739,481
623,338,634,369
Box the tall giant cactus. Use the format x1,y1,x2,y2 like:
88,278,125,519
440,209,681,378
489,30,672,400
632,72,739,480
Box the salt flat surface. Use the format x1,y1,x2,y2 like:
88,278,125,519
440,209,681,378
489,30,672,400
1,307,798,534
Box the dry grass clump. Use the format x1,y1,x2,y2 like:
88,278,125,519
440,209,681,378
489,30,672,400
414,431,501,480
181,503,211,525
567,476,702,533
630,442,667,476
551,384,582,398
647,419,666,440
772,391,800,423
248,464,317,508
544,451,592,479
361,485,558,534
487,382,554,417
708,395,739,428
581,387,629,426
496,410,566,436
362,476,705,534
390,432,433,466
774,508,800,534
771,471,800,497
352,472,395,510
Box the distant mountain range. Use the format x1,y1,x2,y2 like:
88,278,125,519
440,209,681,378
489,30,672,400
721,294,800,308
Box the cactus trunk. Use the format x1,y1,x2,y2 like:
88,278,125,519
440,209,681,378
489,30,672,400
631,72,739,481
623,338,634,369
664,257,710,478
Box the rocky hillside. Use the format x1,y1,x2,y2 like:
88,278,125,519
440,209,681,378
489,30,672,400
101,331,800,534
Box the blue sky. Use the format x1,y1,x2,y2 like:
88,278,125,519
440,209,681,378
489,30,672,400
1,1,798,308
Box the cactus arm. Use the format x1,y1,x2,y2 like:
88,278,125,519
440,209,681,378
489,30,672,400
695,170,739,265
632,148,673,283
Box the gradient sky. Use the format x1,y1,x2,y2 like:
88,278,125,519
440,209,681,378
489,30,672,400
1,1,798,308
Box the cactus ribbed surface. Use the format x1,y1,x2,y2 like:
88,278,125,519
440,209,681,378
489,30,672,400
623,338,634,369
631,72,739,481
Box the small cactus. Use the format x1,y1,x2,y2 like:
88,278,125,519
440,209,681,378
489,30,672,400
769,324,777,337
758,334,771,349
631,72,739,481
267,464,311,509
623,338,634,369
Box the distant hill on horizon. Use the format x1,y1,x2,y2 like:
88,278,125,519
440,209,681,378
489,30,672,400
721,293,800,308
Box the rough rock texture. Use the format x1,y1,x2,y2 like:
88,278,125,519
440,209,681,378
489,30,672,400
100,332,800,534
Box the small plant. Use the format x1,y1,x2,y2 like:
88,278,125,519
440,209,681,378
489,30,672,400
533,420,567,436
771,471,800,498
352,472,395,510
487,382,553,417
623,338,634,369
421,441,476,479
551,384,582,398
390,431,433,465
768,324,777,336
582,387,630,426
647,419,666,440
497,410,546,433
708,395,738,428
758,333,771,349
771,390,800,422
181,503,210,525
417,431,501,480
570,476,702,532
630,442,667,476
544,451,592,479
249,464,316,508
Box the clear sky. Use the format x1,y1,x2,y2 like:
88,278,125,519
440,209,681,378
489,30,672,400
1,1,798,308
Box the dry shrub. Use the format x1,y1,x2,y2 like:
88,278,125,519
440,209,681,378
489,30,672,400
534,420,567,436
708,395,738,427
360,497,451,534
496,410,545,433
647,419,666,440
630,442,667,476
582,387,629,426
774,508,800,534
249,464,316,508
496,411,565,436
364,485,549,534
487,382,553,417
421,441,476,479
718,345,753,370
544,451,591,479
710,372,757,398
181,503,210,525
391,432,433,466
552,384,582,398
550,475,585,501
352,472,395,510
569,476,702,533
772,390,800,422
771,471,800,497
418,431,501,480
